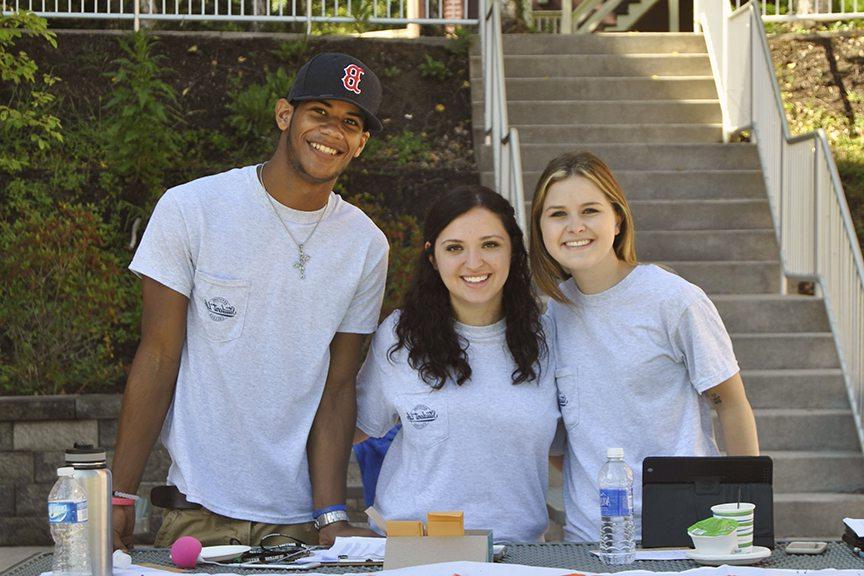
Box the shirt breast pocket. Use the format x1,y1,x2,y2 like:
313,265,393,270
398,392,450,448
555,366,580,430
192,270,249,343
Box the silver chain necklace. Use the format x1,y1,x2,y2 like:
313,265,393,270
257,163,327,280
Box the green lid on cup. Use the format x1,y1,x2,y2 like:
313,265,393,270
687,517,739,536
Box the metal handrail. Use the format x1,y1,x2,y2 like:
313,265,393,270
1,0,479,29
733,0,864,22
479,0,526,231
695,0,864,455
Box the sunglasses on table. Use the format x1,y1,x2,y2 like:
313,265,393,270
226,533,314,564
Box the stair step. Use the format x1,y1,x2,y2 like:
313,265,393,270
652,261,782,294
479,143,759,172
637,230,778,261
483,170,766,201
469,32,708,55
743,369,848,409
630,199,772,230
731,333,840,370
481,124,722,145
474,31,861,542
712,295,830,333
469,54,712,77
766,451,864,493
472,100,721,125
731,409,858,450
470,76,718,101
774,493,864,538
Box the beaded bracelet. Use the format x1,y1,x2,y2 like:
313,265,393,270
112,490,140,501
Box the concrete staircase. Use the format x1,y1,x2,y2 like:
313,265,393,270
469,32,864,539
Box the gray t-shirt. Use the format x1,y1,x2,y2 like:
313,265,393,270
356,311,560,543
129,165,388,523
548,264,739,542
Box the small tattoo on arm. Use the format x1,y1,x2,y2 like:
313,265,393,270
710,392,723,406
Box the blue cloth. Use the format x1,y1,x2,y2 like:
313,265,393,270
353,425,400,506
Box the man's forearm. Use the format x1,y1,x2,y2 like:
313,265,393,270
307,383,356,509
112,347,180,493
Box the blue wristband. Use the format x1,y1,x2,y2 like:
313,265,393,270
313,504,347,519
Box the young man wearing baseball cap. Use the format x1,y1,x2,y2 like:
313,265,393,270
111,53,388,549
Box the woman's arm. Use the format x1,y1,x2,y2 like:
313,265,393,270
705,373,760,456
354,429,369,445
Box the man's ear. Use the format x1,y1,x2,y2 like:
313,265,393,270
353,131,371,158
275,99,294,131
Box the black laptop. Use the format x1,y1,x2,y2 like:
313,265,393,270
641,456,775,549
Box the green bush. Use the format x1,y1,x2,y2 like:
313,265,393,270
419,54,451,81
0,202,138,395
363,130,432,165
102,32,182,212
270,38,309,62
0,12,63,174
348,193,422,318
445,27,472,57
225,66,293,151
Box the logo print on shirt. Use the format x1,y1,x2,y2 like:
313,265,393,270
558,392,568,408
406,404,437,429
205,297,236,322
342,64,365,95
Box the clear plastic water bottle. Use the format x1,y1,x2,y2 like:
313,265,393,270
48,467,91,576
598,447,635,565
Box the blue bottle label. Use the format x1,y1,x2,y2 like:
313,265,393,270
48,501,88,524
600,488,630,516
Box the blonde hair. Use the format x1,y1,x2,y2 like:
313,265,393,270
529,151,637,303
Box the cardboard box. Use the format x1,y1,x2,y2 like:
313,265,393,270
426,511,465,536
386,520,425,537
383,529,492,570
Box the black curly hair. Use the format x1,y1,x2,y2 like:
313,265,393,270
390,185,547,390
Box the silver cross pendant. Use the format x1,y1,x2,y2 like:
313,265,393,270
293,245,311,279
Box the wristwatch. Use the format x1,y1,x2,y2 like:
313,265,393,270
313,509,350,530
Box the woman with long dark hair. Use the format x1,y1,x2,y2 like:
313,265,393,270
354,185,559,543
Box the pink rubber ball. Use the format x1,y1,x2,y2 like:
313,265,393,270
170,535,202,568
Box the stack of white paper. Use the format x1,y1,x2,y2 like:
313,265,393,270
311,536,386,563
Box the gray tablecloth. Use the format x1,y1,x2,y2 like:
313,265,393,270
4,542,863,575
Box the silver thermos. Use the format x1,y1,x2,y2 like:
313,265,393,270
66,444,112,576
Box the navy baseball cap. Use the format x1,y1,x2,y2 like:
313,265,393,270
287,52,383,133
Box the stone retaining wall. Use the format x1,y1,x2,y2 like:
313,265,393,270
2,395,169,545
0,395,368,546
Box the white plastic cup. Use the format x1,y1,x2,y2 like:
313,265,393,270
711,502,756,553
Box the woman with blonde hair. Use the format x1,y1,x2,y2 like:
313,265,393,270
530,151,759,543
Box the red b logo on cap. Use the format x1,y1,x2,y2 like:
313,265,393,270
342,64,364,95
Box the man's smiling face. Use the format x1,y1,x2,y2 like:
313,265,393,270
283,99,370,184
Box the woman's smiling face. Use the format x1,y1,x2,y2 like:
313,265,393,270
540,175,621,278
430,207,512,324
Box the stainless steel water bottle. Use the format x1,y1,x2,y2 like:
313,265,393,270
66,444,112,576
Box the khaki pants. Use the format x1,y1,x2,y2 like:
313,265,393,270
153,507,319,548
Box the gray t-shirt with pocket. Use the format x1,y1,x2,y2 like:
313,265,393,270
130,165,388,524
357,311,560,543
549,264,739,543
